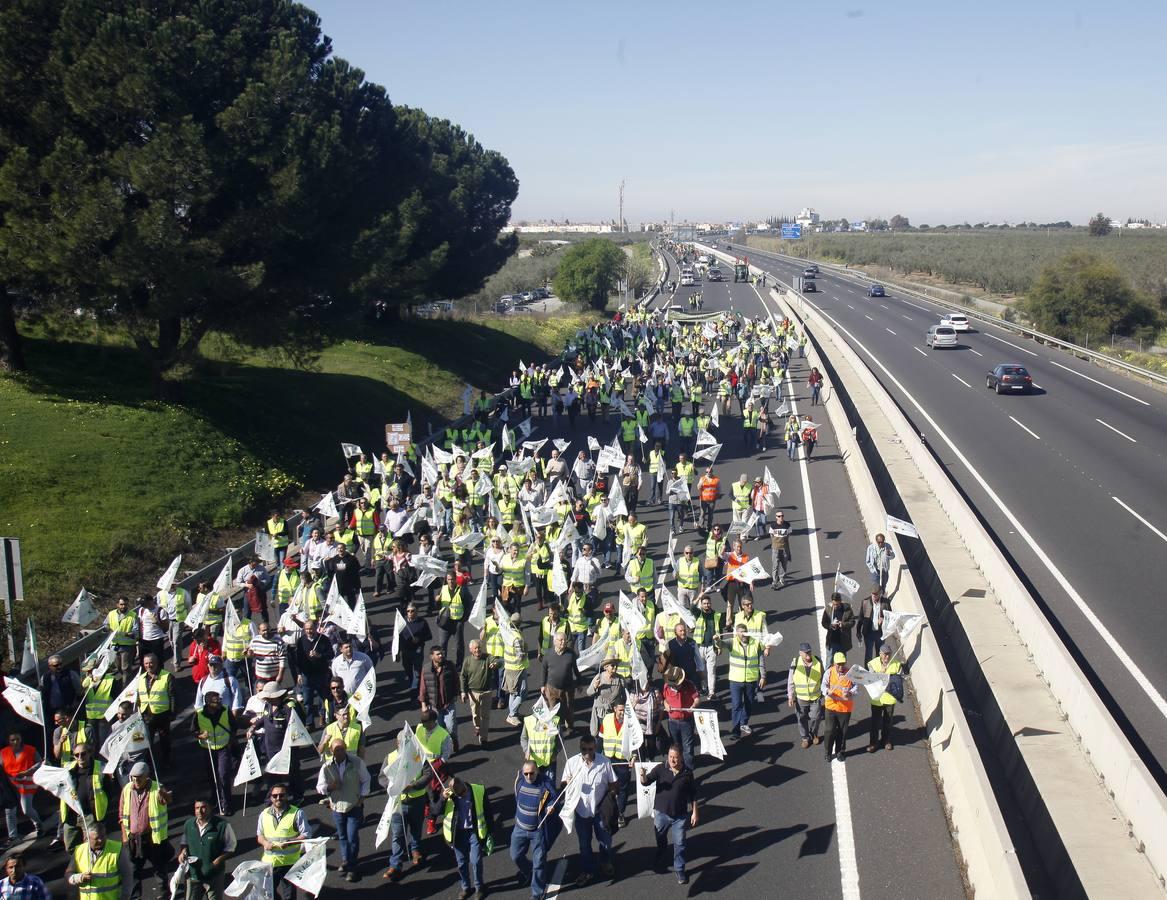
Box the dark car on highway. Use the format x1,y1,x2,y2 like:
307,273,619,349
867,284,885,298
986,364,1034,394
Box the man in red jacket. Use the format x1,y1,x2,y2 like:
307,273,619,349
661,667,699,770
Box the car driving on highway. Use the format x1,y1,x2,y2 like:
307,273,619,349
803,267,817,278
680,272,695,286
925,324,959,349
986,364,1034,394
867,284,885,298
941,313,970,332
707,267,723,281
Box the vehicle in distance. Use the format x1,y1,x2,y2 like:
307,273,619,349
680,273,695,286
707,267,723,281
925,324,958,349
941,313,970,332
806,264,819,274
803,267,817,278
518,291,536,304
795,275,816,293
986,364,1033,394
867,284,885,297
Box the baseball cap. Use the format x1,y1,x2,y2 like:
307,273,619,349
798,642,812,653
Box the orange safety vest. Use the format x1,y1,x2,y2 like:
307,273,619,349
824,667,854,714
2,746,39,795
699,477,720,503
726,552,748,582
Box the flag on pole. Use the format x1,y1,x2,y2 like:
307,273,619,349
552,438,570,453
156,555,183,594
637,426,648,445
587,436,601,453
882,610,924,642
661,587,695,629
620,708,644,758
692,709,727,759
559,773,583,834
86,632,117,681
391,609,408,661
351,666,378,728
212,559,231,595
692,443,722,464
104,678,138,721
635,762,661,819
170,861,190,900
233,741,263,787
710,403,720,428
732,556,769,584
763,467,781,509
225,861,273,900
376,795,399,849
341,443,363,459
20,618,38,677
100,712,150,770
315,492,339,520
184,592,212,631
285,707,314,748
62,588,100,627
3,681,42,726
886,514,920,539
695,428,718,448
834,566,861,600
576,636,610,673
33,765,83,816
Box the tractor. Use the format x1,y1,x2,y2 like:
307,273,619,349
733,256,749,283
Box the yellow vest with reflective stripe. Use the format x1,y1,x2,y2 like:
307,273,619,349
504,635,528,672
84,675,117,721
600,713,627,760
677,557,701,590
353,508,376,536
610,639,632,679
439,585,465,621
415,724,451,762
692,611,722,645
72,838,122,900
260,806,303,867
62,761,108,822
119,782,168,845
566,592,589,631
731,482,751,510
522,716,559,767
324,720,363,755
867,657,903,707
790,657,824,702
482,619,504,657
197,708,232,750
443,783,488,843
136,670,172,713
500,556,526,588
222,622,251,662
108,610,136,647
728,638,761,683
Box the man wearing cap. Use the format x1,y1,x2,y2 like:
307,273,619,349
662,667,699,770
317,738,370,881
275,556,301,617
195,654,241,714
257,783,313,900
247,683,303,798
822,652,858,762
195,689,235,815
787,642,825,748
867,644,903,752
119,761,172,900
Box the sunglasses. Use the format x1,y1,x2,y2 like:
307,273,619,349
270,792,287,799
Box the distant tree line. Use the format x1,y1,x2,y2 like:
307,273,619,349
0,0,518,392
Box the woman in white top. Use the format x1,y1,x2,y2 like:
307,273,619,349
483,536,506,600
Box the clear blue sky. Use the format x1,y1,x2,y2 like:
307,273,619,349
307,1,1166,225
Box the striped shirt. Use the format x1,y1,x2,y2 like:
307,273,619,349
0,875,50,900
248,635,285,680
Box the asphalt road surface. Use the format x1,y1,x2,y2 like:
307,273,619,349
727,243,1167,782
17,263,964,899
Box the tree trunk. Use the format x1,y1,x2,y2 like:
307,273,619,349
152,315,183,401
0,287,26,373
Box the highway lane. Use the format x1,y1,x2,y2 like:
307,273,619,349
728,243,1167,777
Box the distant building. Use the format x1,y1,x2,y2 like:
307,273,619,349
506,222,615,234
850,221,868,232
796,208,821,228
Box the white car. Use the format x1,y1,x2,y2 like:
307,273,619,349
680,273,695,286
941,313,970,332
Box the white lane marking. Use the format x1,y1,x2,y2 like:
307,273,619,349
1050,361,1151,406
1113,497,1167,544
880,304,889,310
805,296,1167,723
864,314,874,321
1096,419,1137,443
768,304,860,900
985,333,1039,357
1009,416,1041,440
952,374,972,388
901,314,914,321
897,297,932,313
914,347,928,357
967,348,984,357
847,304,855,310
886,328,896,335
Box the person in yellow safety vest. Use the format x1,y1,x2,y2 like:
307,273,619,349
81,658,118,726
527,533,552,611
256,783,312,896
60,745,111,851
67,826,124,900
677,413,695,452
676,544,702,607
438,572,468,669
354,454,374,484
626,546,655,594
119,761,172,896
498,494,517,528
633,588,657,648
787,642,825,748
195,582,226,639
502,613,530,726
647,442,666,505
106,597,138,682
158,581,190,674
441,777,494,895
867,644,903,752
266,509,290,569
565,584,590,653
380,730,432,880
691,593,722,699
521,696,562,775
499,544,528,612
730,473,752,528
727,623,767,738
318,705,365,761
689,382,703,416
195,690,234,814
537,604,571,659
350,498,379,565
445,424,460,451
135,654,174,766
624,513,647,553
822,651,857,762
275,557,301,614
676,453,695,488
598,701,634,825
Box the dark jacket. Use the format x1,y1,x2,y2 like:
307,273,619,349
856,594,891,641
419,662,459,710
400,618,433,657
541,647,579,692
822,603,855,653
324,553,363,598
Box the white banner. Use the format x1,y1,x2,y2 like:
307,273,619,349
33,765,82,816
62,588,100,627
882,610,925,643
351,667,378,728
733,556,768,584
635,761,661,820
692,443,722,463
576,636,609,673
3,682,42,726
233,741,263,786
341,442,363,459
834,566,861,600
101,712,150,770
695,428,718,448
104,679,138,721
620,709,644,758
225,861,272,899
885,514,919,539
693,709,727,760
285,838,329,897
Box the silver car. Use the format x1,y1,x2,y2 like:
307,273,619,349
925,324,958,349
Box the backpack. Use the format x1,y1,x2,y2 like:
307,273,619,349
886,673,905,702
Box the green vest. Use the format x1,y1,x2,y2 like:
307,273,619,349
183,817,229,882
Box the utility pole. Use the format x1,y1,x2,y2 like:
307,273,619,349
618,179,625,233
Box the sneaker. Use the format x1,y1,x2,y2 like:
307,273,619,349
506,716,521,727
382,868,401,882
677,872,689,884
740,724,752,737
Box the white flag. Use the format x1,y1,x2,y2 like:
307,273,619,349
101,712,150,770
552,438,570,453
531,696,561,727
396,509,422,538
285,838,328,897
763,467,781,508
618,592,647,637
21,618,38,676
693,709,727,759
432,445,454,465
156,555,183,593
233,741,264,786
224,596,243,642
886,515,919,539
661,587,695,629
732,556,768,584
560,772,583,834
376,794,399,849
695,428,718,448
882,610,925,642
286,707,315,747
550,556,569,597
576,636,610,673
620,709,644,758
834,566,860,601
518,417,534,439
351,666,379,728
591,505,609,542
630,640,648,689
523,438,548,455
225,861,273,900
184,592,212,631
265,729,293,775
666,478,690,502
637,425,648,444
635,761,661,819
692,442,722,463
212,559,231,595
496,601,519,650
392,609,408,661
254,531,276,565
104,679,138,721
62,588,100,627
587,436,601,452
170,861,190,900
341,442,363,459
472,443,496,461
85,632,117,681
351,592,369,640
33,765,83,816
315,492,339,520
759,627,784,649
3,682,42,726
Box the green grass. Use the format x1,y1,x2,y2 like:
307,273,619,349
0,310,600,650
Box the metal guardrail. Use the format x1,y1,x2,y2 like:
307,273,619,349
735,244,1167,387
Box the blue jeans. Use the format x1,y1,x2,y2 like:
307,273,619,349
667,718,697,771
389,797,425,868
787,438,799,460
508,671,528,718
331,808,361,870
438,702,458,746
574,813,612,873
453,828,484,890
296,677,323,726
653,812,689,875
510,826,548,898
730,681,756,733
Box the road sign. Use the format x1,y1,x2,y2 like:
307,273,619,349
781,223,802,239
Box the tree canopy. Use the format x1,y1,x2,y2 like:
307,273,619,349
1023,251,1161,342
1088,212,1112,237
553,238,626,311
0,0,517,388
